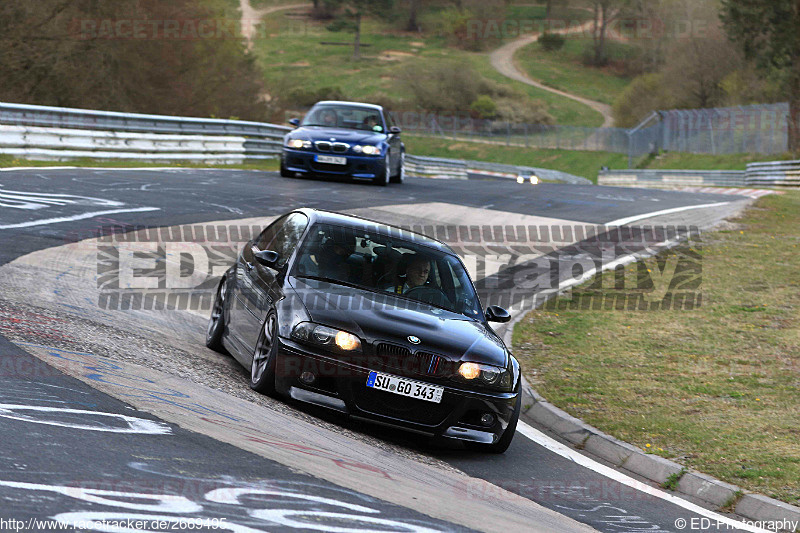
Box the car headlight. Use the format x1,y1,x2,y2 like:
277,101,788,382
352,145,381,156
291,322,362,353
455,362,513,391
285,138,311,149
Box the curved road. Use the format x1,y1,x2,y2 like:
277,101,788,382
489,23,615,128
0,168,762,532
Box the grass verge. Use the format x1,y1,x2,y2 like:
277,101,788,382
639,151,800,171
512,191,800,505
404,135,625,181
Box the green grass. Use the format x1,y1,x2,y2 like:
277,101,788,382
512,191,800,505
516,38,634,106
0,155,279,171
640,151,800,171
404,135,625,180
254,9,605,127
465,53,605,127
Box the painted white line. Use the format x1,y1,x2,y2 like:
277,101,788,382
0,166,256,172
0,404,172,434
0,166,79,172
516,421,770,533
0,207,160,230
606,201,730,227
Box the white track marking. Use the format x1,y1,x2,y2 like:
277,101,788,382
0,188,125,210
605,201,730,227
0,207,160,230
0,166,254,172
516,421,770,533
0,404,172,434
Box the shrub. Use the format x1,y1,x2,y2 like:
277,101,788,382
539,33,566,52
470,95,498,119
612,73,671,127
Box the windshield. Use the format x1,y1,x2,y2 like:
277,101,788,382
292,223,483,320
301,105,385,132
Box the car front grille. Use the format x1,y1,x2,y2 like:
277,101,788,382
313,141,350,153
371,343,450,377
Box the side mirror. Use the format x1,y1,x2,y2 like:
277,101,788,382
288,118,300,127
254,250,280,268
485,305,511,323
389,126,402,134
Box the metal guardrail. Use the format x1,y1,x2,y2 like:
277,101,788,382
466,160,592,185
745,160,800,187
598,169,747,188
0,102,288,161
0,102,291,138
404,155,467,179
0,101,589,183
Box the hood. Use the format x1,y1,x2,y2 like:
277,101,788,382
290,277,508,368
288,126,386,145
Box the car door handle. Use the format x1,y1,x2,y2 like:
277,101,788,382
245,261,254,271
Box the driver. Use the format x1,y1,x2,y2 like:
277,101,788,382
388,255,430,294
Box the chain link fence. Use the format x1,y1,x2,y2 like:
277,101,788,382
387,103,791,168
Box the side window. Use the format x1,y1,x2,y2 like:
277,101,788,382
269,213,309,268
256,215,288,250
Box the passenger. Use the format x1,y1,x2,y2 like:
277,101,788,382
320,109,337,127
312,233,355,282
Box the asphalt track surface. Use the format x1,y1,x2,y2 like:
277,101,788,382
0,167,759,532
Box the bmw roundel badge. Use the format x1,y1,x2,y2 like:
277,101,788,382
408,336,420,344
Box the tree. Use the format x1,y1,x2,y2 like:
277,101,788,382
0,0,269,120
589,0,630,66
720,0,800,152
406,0,421,31
326,0,394,60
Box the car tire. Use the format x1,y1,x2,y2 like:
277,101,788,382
375,154,390,186
390,151,405,184
250,311,278,396
467,391,521,454
205,277,227,352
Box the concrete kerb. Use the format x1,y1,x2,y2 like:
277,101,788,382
500,232,800,528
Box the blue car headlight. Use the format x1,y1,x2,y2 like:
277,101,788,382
285,138,311,149
352,145,381,156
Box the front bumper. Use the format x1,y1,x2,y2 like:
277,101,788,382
282,148,385,179
273,337,519,444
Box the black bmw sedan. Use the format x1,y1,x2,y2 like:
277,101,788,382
206,209,520,452
280,101,405,186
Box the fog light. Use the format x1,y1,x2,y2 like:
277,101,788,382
300,372,316,385
480,413,495,426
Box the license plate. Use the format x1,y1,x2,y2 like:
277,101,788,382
366,371,444,404
315,154,347,165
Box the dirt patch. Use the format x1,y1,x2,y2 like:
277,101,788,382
379,50,415,61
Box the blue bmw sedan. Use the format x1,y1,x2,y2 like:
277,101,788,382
281,101,405,186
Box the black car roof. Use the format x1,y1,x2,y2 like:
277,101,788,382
294,208,455,255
